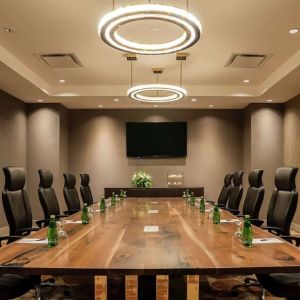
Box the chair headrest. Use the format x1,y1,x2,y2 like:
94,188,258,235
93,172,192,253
64,173,76,189
38,169,53,189
3,167,26,191
80,173,90,186
275,167,298,191
248,169,264,188
233,171,244,186
224,174,233,186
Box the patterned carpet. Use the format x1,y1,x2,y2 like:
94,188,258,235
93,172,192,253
16,275,283,300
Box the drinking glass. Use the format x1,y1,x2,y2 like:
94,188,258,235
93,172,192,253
233,219,243,239
57,218,68,246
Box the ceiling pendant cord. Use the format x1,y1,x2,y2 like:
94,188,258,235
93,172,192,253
131,60,133,88
180,60,183,87
186,0,189,11
156,73,159,97
112,0,115,10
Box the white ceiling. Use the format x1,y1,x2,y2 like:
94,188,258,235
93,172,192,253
0,0,299,109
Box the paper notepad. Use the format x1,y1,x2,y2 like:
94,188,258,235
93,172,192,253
253,238,284,244
148,210,158,214
220,219,239,223
17,238,48,244
64,220,82,224
144,226,159,232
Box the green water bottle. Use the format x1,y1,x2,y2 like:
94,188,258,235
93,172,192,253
190,192,195,206
82,203,89,224
213,205,220,224
100,197,106,213
199,196,206,213
243,215,253,247
111,192,116,206
47,215,58,248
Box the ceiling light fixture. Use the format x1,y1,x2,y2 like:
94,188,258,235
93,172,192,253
289,28,299,34
113,98,119,102
127,53,187,103
59,79,65,83
209,104,214,108
267,99,273,102
3,27,14,33
98,1,202,55
98,104,103,108
191,98,197,102
37,99,44,102
243,79,250,83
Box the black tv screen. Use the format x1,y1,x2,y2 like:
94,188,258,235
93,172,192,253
126,122,187,158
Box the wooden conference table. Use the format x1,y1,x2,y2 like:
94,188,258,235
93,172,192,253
1,197,300,300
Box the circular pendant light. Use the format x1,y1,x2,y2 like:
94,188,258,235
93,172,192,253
128,84,187,103
98,4,202,55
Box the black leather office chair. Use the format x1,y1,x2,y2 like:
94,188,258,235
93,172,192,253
80,173,94,206
38,169,73,219
260,167,298,236
63,173,81,213
230,169,264,219
2,167,47,236
0,233,40,300
207,173,233,206
256,236,300,300
226,171,244,211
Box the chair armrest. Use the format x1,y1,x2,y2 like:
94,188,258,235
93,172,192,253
63,210,80,216
17,227,40,236
36,219,51,228
248,218,264,227
55,214,68,219
0,235,22,247
217,204,226,208
223,208,240,215
280,236,300,247
206,200,215,204
261,226,283,235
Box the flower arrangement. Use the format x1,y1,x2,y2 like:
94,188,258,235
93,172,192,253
131,171,153,188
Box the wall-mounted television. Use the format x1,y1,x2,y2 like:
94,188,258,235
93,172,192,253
126,122,187,158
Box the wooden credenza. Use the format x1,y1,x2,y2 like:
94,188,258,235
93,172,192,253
104,187,204,198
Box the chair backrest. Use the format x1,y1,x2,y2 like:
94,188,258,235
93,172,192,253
227,171,244,210
242,169,264,218
38,169,60,219
63,173,81,211
217,173,233,206
267,167,298,235
80,173,94,206
2,167,33,235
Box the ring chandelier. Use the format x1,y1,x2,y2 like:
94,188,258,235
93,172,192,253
98,2,202,55
126,55,187,103
127,84,187,103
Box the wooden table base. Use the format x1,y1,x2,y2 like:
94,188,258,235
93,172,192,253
94,275,200,300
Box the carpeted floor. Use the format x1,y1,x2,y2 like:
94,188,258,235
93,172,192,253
16,275,283,300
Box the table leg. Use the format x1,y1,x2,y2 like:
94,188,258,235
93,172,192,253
95,276,107,300
187,275,199,300
156,275,169,300
125,275,138,300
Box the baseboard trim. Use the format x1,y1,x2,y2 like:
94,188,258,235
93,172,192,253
0,226,9,236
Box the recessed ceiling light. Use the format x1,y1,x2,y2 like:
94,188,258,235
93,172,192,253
209,104,214,108
243,79,250,83
98,104,103,108
267,99,273,102
191,98,197,102
289,28,299,34
37,99,44,102
113,98,119,102
3,27,14,33
154,104,158,108
59,79,65,83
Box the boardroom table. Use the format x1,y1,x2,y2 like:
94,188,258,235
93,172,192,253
1,197,300,300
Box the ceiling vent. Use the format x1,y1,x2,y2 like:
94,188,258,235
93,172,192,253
225,53,270,68
36,53,82,68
